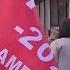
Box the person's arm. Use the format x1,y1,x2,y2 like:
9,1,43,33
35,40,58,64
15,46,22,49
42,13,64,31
50,40,60,64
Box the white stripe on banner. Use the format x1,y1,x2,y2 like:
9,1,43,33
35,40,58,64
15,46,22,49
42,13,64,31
26,0,35,9
14,26,24,34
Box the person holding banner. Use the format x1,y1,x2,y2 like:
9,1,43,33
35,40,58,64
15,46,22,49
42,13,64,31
50,19,70,70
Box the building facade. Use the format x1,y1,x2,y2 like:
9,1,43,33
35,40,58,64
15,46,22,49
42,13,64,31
35,0,69,31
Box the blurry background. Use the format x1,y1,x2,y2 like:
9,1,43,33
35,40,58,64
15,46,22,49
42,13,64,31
34,0,69,31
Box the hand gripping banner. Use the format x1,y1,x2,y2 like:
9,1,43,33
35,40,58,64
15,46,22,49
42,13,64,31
0,0,58,70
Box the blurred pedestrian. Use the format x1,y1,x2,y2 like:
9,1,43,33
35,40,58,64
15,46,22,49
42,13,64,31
48,26,59,44
50,19,70,70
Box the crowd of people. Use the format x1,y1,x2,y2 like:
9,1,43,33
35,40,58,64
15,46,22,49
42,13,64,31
49,19,70,70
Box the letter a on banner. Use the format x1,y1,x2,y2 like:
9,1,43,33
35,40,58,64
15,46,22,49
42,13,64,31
0,0,58,70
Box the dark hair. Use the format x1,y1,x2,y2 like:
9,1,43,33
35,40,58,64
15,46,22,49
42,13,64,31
59,19,70,38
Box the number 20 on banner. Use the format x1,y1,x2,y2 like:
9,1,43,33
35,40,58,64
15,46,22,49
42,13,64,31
14,26,58,70
14,26,53,62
